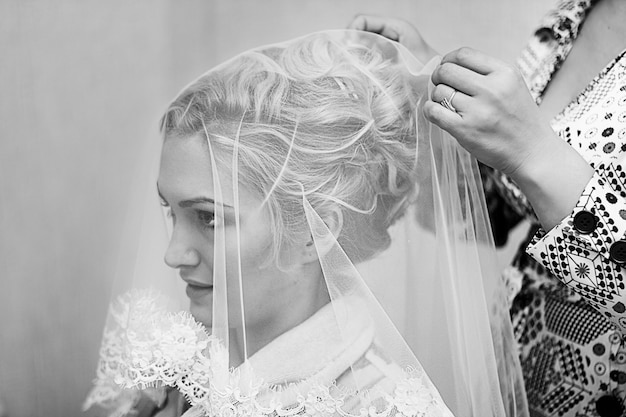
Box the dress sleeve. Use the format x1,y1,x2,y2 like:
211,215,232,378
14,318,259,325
526,160,626,330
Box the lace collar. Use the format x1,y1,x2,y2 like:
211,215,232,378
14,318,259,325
84,291,451,417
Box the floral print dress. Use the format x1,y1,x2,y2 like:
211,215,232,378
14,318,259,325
485,0,626,416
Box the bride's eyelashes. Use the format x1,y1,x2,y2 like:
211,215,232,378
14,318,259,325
160,199,176,223
196,209,216,230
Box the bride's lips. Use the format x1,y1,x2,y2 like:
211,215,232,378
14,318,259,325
182,278,213,298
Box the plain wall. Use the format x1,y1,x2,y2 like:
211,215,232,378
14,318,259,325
0,1,548,416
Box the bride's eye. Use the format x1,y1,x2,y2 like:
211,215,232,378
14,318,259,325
197,210,216,229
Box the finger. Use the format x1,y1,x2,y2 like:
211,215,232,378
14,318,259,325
347,14,369,30
440,47,506,75
348,15,400,41
423,99,463,132
430,84,471,113
431,62,483,96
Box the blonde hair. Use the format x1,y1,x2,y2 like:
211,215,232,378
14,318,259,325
161,33,421,263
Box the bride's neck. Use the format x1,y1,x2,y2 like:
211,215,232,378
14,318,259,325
229,264,330,367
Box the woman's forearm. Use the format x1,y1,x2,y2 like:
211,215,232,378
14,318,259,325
509,132,594,231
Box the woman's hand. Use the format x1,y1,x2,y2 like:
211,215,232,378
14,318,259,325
424,47,557,176
348,15,438,64
424,47,594,230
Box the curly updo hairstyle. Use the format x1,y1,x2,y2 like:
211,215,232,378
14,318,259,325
161,33,422,264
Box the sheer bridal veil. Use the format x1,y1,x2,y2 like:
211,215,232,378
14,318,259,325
84,30,527,417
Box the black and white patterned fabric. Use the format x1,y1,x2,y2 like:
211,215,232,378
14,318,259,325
484,0,626,415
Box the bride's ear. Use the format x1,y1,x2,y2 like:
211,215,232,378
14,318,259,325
300,208,343,264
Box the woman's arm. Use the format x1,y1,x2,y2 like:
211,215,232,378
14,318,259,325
425,47,626,329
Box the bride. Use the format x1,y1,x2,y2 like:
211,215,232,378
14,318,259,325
84,31,524,417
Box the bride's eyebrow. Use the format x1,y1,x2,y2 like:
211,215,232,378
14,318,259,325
156,183,233,209
179,197,233,209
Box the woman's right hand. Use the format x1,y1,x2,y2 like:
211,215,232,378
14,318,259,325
348,15,438,64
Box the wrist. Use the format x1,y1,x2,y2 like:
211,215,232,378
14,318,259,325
507,130,562,185
509,133,594,230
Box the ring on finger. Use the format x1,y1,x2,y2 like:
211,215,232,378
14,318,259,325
440,90,457,113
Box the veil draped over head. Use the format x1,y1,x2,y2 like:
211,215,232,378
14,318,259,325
84,31,527,417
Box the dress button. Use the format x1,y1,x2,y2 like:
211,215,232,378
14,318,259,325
609,240,626,264
596,395,623,417
573,210,597,234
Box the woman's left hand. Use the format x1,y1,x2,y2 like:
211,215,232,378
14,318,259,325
424,47,594,230
423,47,557,178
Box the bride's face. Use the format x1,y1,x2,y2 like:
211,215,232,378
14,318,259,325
157,135,315,337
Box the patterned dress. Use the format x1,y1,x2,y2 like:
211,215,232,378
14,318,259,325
485,0,626,416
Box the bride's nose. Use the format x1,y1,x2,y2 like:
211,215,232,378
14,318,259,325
164,229,201,268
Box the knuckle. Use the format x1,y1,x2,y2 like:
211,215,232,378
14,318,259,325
423,102,434,120
431,67,441,84
456,47,472,61
440,50,456,64
424,102,440,121
431,84,443,100
489,84,506,100
486,78,513,100
501,64,521,81
438,62,453,78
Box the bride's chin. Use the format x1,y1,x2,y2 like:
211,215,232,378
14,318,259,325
189,302,212,328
